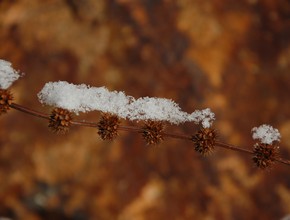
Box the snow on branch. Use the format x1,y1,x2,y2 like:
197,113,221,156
37,81,132,116
38,81,215,127
126,97,188,124
0,59,21,89
188,108,215,128
252,124,281,144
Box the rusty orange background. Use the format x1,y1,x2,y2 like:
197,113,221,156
0,0,290,219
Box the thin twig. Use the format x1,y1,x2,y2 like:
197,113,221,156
8,102,290,167
10,103,50,120
215,141,253,155
275,158,290,166
162,132,192,141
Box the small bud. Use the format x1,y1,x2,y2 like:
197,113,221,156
141,120,164,145
252,143,279,169
0,89,13,115
97,113,120,140
48,108,72,134
191,128,217,156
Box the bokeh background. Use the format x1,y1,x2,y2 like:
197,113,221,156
1,0,290,219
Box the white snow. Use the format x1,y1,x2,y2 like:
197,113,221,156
252,124,281,144
37,81,133,116
0,59,21,89
188,108,215,128
126,97,188,124
38,81,215,127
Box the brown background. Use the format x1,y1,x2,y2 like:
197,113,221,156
0,0,290,219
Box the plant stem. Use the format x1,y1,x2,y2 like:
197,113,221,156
10,103,50,119
8,102,290,166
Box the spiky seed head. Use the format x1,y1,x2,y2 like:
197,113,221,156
252,143,279,169
142,120,165,145
0,89,13,115
97,113,120,140
192,128,217,156
49,108,72,134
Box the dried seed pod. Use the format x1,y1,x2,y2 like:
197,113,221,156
252,143,279,169
49,108,72,134
192,128,217,156
142,120,164,145
97,113,120,140
0,89,13,115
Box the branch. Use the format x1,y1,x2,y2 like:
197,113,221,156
8,102,290,167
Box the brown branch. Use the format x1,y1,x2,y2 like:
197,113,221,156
215,141,253,155
8,102,290,167
275,158,290,166
10,103,50,120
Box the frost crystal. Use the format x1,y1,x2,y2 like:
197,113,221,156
0,59,21,89
252,124,281,144
38,81,215,127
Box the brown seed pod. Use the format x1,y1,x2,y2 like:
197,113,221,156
142,120,164,145
48,108,72,134
97,113,120,140
191,127,217,156
252,143,280,169
0,89,13,115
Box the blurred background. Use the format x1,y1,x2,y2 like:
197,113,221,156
0,0,290,219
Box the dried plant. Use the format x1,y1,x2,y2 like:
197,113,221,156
0,89,13,115
192,128,217,156
48,108,73,134
97,113,120,140
252,143,280,169
141,120,165,145
0,59,290,170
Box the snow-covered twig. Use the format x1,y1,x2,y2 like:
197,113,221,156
38,81,215,127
